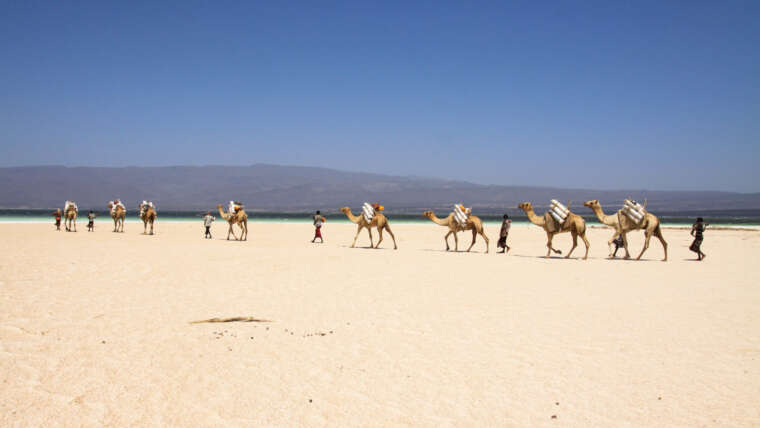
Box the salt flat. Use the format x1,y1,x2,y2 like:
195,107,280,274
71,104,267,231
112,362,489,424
1,222,758,427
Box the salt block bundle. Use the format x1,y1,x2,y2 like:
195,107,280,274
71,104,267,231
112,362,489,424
228,201,243,214
362,202,375,222
63,201,77,213
453,204,469,226
111,200,125,214
140,200,156,214
622,199,645,223
549,199,569,225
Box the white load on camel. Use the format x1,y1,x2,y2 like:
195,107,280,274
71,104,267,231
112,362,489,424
622,199,646,223
228,201,243,216
452,204,471,227
362,202,375,223
110,200,125,215
63,201,78,213
139,200,156,216
549,199,569,225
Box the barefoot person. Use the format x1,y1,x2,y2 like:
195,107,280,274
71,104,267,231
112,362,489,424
311,210,325,243
690,217,708,261
203,211,215,239
497,214,511,253
87,210,96,232
52,209,62,231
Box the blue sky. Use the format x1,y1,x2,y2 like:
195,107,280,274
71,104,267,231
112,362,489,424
1,1,758,191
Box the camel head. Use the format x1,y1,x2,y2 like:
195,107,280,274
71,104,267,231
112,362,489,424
583,200,600,209
421,211,433,219
517,202,533,212
340,207,351,215
108,201,114,209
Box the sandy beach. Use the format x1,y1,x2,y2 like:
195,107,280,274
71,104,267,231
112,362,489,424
1,221,759,426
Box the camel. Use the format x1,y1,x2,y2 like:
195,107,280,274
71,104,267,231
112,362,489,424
583,199,667,261
108,201,125,232
217,204,248,241
421,211,489,253
518,202,590,259
139,202,157,235
340,207,397,249
64,203,77,232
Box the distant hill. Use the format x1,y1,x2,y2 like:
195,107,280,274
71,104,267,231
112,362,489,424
1,165,758,213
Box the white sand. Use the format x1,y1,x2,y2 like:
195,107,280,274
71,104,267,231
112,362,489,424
1,221,759,426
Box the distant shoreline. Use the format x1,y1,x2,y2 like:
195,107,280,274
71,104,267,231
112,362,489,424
3,216,758,230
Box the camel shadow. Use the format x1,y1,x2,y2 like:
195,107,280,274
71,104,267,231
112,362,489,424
339,245,393,251
420,249,486,254
508,254,592,261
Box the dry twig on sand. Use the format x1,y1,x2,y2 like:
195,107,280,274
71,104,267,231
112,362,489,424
189,317,272,324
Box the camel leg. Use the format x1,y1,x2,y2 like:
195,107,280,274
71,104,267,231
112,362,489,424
621,232,631,259
375,228,384,249
453,231,459,252
546,232,562,257
150,220,154,235
607,231,618,258
565,231,578,259
467,229,477,252
384,225,397,249
581,233,590,260
367,228,374,248
443,231,452,251
480,231,489,253
654,226,667,261
351,225,363,248
241,221,247,241
636,231,653,260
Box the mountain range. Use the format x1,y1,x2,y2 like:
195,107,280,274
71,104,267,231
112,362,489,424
1,165,758,213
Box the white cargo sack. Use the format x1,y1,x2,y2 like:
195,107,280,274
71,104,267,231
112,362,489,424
111,200,125,215
453,204,469,227
622,199,645,223
549,199,569,225
64,201,78,213
362,203,375,222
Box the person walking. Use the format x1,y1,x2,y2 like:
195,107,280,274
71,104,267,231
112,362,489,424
497,214,511,253
312,210,326,243
611,234,625,257
203,211,215,239
690,217,708,260
87,210,96,232
53,209,62,231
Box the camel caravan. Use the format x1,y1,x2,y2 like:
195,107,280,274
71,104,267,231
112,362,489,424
51,196,670,261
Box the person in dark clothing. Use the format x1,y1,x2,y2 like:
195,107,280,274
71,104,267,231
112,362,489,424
497,214,511,253
87,210,96,232
312,210,326,243
690,217,708,260
53,209,62,231
611,234,625,257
